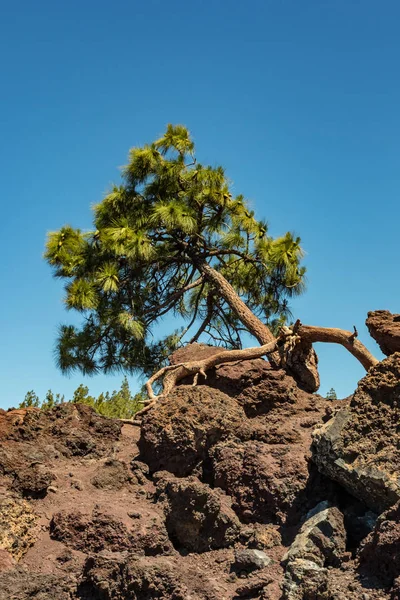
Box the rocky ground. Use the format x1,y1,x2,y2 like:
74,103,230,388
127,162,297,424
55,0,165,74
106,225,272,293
0,311,399,599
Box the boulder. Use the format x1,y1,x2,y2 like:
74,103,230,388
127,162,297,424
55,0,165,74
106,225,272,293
233,548,272,573
366,310,400,356
156,473,241,552
12,463,56,498
50,509,173,556
140,346,339,530
312,354,400,513
210,439,311,525
358,500,400,587
90,458,133,490
80,552,221,600
138,385,246,476
282,502,346,600
169,343,306,417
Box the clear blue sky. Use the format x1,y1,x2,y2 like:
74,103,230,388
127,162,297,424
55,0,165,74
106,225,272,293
1,1,399,409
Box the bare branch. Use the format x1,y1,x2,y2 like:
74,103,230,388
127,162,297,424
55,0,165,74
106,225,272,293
297,324,378,371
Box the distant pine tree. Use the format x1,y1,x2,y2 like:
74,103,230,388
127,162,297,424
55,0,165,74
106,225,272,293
326,387,338,400
20,390,40,408
19,378,143,419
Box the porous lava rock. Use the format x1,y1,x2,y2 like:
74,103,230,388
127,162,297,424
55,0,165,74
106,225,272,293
0,404,121,457
140,345,340,531
80,552,221,600
358,500,400,587
12,464,56,498
367,310,400,356
0,568,76,600
210,439,311,525
0,494,39,560
312,353,400,513
156,473,241,552
90,458,133,490
0,404,122,499
50,509,173,556
138,385,246,476
233,548,272,573
170,343,304,417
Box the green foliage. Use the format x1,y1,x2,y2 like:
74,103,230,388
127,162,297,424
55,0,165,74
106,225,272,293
19,378,142,419
326,387,338,400
20,390,40,408
45,124,306,377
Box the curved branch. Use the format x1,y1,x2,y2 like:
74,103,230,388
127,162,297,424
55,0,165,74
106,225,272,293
297,324,378,371
132,321,380,424
143,338,281,402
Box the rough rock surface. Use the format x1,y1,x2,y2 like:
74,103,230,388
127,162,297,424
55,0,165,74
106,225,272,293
0,568,76,600
312,353,400,513
358,500,400,587
80,552,222,600
0,337,398,600
282,502,346,599
367,310,400,356
50,508,173,556
170,343,306,417
142,345,341,529
0,494,39,560
211,439,313,525
138,385,247,476
156,473,241,552
90,458,133,490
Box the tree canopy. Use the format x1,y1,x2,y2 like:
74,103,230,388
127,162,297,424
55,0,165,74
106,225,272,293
45,125,307,378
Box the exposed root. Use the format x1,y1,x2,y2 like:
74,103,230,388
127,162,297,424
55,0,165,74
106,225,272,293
131,320,379,424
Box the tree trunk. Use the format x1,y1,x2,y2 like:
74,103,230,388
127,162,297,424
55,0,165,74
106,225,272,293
198,262,320,391
198,263,276,345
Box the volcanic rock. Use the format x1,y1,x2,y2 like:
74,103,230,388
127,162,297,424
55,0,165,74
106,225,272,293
156,473,241,552
366,310,400,356
358,500,400,587
0,568,76,600
90,458,133,490
80,552,221,600
312,353,400,513
138,385,246,476
50,509,173,556
210,439,311,525
170,343,305,417
282,502,346,599
0,494,39,561
233,548,272,573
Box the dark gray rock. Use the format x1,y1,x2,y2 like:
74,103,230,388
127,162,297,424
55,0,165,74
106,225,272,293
282,502,346,600
233,548,271,573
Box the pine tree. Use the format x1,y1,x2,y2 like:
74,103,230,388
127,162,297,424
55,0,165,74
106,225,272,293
45,125,308,380
45,125,378,396
326,387,338,401
20,390,40,408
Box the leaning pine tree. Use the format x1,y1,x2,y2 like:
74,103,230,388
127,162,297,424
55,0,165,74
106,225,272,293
45,125,378,419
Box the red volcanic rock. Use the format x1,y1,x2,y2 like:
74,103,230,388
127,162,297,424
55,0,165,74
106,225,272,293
367,310,400,356
138,385,247,476
358,501,400,587
312,353,400,513
156,473,241,552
